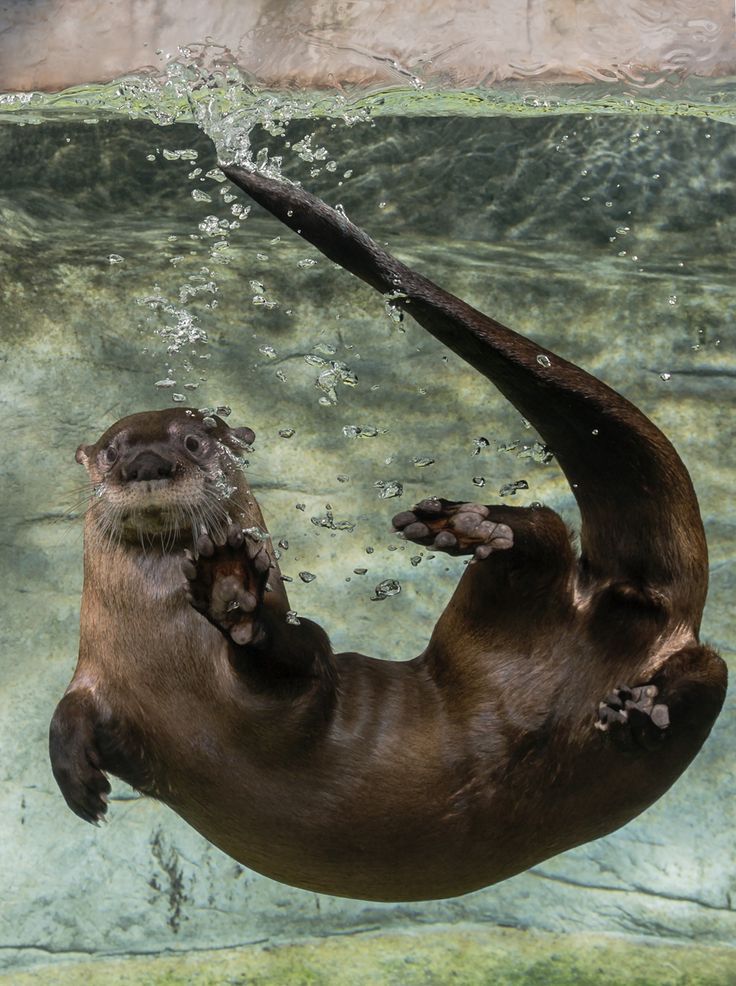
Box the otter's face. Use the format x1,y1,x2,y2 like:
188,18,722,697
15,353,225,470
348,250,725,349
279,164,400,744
76,408,255,543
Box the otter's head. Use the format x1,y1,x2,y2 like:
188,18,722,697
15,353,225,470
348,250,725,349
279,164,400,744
76,408,256,545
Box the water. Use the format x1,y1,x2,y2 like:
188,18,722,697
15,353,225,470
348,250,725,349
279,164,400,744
1,71,735,981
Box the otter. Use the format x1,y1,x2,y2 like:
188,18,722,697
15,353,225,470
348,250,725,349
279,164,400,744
50,169,726,902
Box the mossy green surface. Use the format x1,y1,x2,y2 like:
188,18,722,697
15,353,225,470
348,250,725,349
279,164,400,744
4,927,735,986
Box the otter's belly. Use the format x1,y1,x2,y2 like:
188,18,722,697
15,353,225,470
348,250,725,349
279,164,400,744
155,693,705,903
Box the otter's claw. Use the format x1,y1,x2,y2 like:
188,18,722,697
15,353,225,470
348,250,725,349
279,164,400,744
392,498,514,558
595,683,670,751
184,524,271,647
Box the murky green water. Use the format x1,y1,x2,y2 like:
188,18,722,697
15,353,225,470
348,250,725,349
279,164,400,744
0,78,734,981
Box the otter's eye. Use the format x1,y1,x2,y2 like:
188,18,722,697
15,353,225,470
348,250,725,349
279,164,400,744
104,446,118,465
185,435,201,454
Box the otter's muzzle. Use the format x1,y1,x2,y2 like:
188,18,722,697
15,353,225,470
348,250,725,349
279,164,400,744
121,451,174,483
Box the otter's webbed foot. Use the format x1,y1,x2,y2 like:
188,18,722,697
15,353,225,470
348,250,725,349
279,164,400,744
49,693,111,824
392,498,514,559
183,526,271,647
595,684,670,751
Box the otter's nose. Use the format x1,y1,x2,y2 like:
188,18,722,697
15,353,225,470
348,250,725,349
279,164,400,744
121,451,174,482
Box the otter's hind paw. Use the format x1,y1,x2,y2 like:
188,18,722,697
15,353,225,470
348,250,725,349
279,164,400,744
392,498,514,559
595,684,670,751
184,525,271,647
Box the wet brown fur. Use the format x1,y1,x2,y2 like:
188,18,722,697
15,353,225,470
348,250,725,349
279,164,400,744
50,173,727,902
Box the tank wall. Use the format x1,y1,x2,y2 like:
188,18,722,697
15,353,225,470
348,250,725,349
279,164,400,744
0,115,734,973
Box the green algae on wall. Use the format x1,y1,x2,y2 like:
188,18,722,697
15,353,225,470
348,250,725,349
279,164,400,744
3,926,736,986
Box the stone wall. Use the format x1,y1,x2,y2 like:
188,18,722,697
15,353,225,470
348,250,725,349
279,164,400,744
0,0,734,92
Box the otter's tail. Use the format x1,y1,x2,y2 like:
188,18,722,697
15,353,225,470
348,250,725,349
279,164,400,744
222,165,708,627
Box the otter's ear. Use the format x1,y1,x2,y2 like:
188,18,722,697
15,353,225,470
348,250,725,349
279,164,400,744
75,444,93,466
228,426,255,448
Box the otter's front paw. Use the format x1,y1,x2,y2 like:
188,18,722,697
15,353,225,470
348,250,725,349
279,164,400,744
49,697,111,824
392,498,514,559
183,525,271,647
595,684,670,751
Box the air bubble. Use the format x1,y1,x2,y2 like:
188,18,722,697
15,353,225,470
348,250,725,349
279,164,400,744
313,342,337,356
163,148,198,161
375,480,403,499
311,506,355,532
499,480,529,497
343,425,379,439
372,579,401,601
